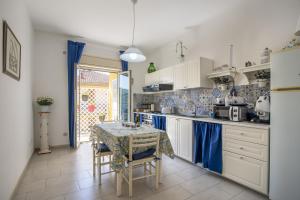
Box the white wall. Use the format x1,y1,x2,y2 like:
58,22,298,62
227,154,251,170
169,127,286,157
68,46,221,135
33,31,120,147
0,0,34,199
144,0,300,84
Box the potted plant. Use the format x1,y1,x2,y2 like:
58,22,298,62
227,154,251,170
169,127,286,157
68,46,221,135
99,113,106,123
36,96,54,112
215,77,230,91
254,70,270,87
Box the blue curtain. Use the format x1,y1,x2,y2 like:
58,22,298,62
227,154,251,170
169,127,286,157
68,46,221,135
193,121,222,173
120,50,128,71
152,115,166,131
67,40,85,148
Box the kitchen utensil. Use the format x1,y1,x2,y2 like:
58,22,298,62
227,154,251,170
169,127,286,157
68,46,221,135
255,96,270,121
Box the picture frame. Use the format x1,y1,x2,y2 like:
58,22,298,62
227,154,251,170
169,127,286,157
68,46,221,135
2,20,21,81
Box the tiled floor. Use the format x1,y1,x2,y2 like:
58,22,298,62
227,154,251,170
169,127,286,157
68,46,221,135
14,143,269,200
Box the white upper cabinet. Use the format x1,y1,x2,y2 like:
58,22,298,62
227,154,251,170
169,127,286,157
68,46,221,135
145,70,160,85
159,67,174,83
174,58,213,90
144,57,213,89
174,64,187,90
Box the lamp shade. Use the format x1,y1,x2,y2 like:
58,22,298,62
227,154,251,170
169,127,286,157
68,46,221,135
295,15,300,36
120,47,146,63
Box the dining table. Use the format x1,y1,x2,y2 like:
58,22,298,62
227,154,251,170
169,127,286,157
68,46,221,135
93,122,175,196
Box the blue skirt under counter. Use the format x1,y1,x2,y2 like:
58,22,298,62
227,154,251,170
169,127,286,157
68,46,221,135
152,115,166,131
193,121,222,174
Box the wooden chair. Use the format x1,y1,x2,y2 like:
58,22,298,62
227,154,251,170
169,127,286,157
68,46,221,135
122,133,161,198
91,127,114,185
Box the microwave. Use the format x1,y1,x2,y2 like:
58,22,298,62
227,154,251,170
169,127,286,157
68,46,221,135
213,106,230,120
213,105,248,121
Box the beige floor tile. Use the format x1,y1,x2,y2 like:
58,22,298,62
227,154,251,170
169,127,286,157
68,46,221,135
143,173,184,192
46,177,77,189
16,179,46,194
144,185,193,200
231,189,269,200
214,180,244,197
31,167,61,181
64,187,103,200
187,186,232,200
180,173,222,194
12,193,28,200
27,182,79,200
176,165,207,181
119,180,155,199
15,143,268,200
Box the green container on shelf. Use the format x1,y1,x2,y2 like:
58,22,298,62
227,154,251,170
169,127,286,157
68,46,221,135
147,62,156,73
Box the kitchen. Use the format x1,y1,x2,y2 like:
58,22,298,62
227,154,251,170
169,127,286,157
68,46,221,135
2,0,300,200
132,35,300,200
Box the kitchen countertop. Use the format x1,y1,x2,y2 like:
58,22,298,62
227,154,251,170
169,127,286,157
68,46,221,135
133,112,270,130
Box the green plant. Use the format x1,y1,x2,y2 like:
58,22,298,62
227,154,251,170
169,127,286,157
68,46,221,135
214,77,230,84
254,70,270,80
36,96,54,106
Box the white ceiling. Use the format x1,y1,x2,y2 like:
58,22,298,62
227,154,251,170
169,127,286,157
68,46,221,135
26,0,245,52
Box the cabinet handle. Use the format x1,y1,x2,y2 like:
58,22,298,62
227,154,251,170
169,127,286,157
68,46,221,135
240,156,244,159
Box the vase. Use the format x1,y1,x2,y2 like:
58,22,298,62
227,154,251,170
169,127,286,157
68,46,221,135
147,62,156,73
39,105,50,113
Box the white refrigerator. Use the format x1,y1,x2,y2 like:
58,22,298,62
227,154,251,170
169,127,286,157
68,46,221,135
270,47,300,200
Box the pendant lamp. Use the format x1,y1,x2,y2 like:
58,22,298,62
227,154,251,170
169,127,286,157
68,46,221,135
120,0,146,63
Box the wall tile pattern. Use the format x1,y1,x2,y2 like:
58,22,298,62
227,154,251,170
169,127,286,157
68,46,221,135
134,85,270,116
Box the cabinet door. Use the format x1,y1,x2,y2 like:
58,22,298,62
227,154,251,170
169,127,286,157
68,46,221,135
223,151,268,194
166,117,178,155
187,60,200,88
174,64,187,90
159,67,174,83
145,71,160,85
178,119,193,162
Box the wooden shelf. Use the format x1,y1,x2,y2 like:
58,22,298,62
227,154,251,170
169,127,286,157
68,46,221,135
239,63,271,74
238,63,271,85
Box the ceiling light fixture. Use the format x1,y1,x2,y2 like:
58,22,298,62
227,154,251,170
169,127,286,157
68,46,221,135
120,0,146,63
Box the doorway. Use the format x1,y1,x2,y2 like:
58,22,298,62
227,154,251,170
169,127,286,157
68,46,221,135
76,68,118,142
75,66,131,145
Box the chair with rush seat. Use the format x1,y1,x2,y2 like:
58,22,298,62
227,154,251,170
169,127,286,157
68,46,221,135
91,127,114,184
122,133,161,198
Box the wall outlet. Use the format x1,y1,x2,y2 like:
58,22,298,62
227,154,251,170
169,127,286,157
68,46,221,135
63,132,68,136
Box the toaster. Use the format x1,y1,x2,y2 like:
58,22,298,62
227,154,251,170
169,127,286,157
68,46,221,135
229,106,248,122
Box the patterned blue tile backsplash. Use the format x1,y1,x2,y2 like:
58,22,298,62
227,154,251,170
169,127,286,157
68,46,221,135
133,85,270,116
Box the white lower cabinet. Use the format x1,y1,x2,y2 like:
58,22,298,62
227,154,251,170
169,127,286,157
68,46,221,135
177,119,193,162
166,117,193,162
166,117,178,155
223,151,268,194
222,125,269,195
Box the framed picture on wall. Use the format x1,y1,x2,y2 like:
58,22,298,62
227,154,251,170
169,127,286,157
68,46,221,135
2,20,21,81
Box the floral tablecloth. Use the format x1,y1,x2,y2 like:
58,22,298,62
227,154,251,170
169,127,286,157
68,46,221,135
93,122,175,171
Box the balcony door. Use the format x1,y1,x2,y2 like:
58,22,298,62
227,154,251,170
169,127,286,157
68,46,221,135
118,71,131,122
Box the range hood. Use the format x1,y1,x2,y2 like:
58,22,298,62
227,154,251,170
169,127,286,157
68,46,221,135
143,84,173,92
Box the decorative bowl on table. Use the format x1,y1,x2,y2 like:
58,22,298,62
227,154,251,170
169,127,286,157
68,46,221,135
122,122,140,128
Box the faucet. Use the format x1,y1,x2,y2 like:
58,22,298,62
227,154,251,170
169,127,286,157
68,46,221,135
192,105,200,117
